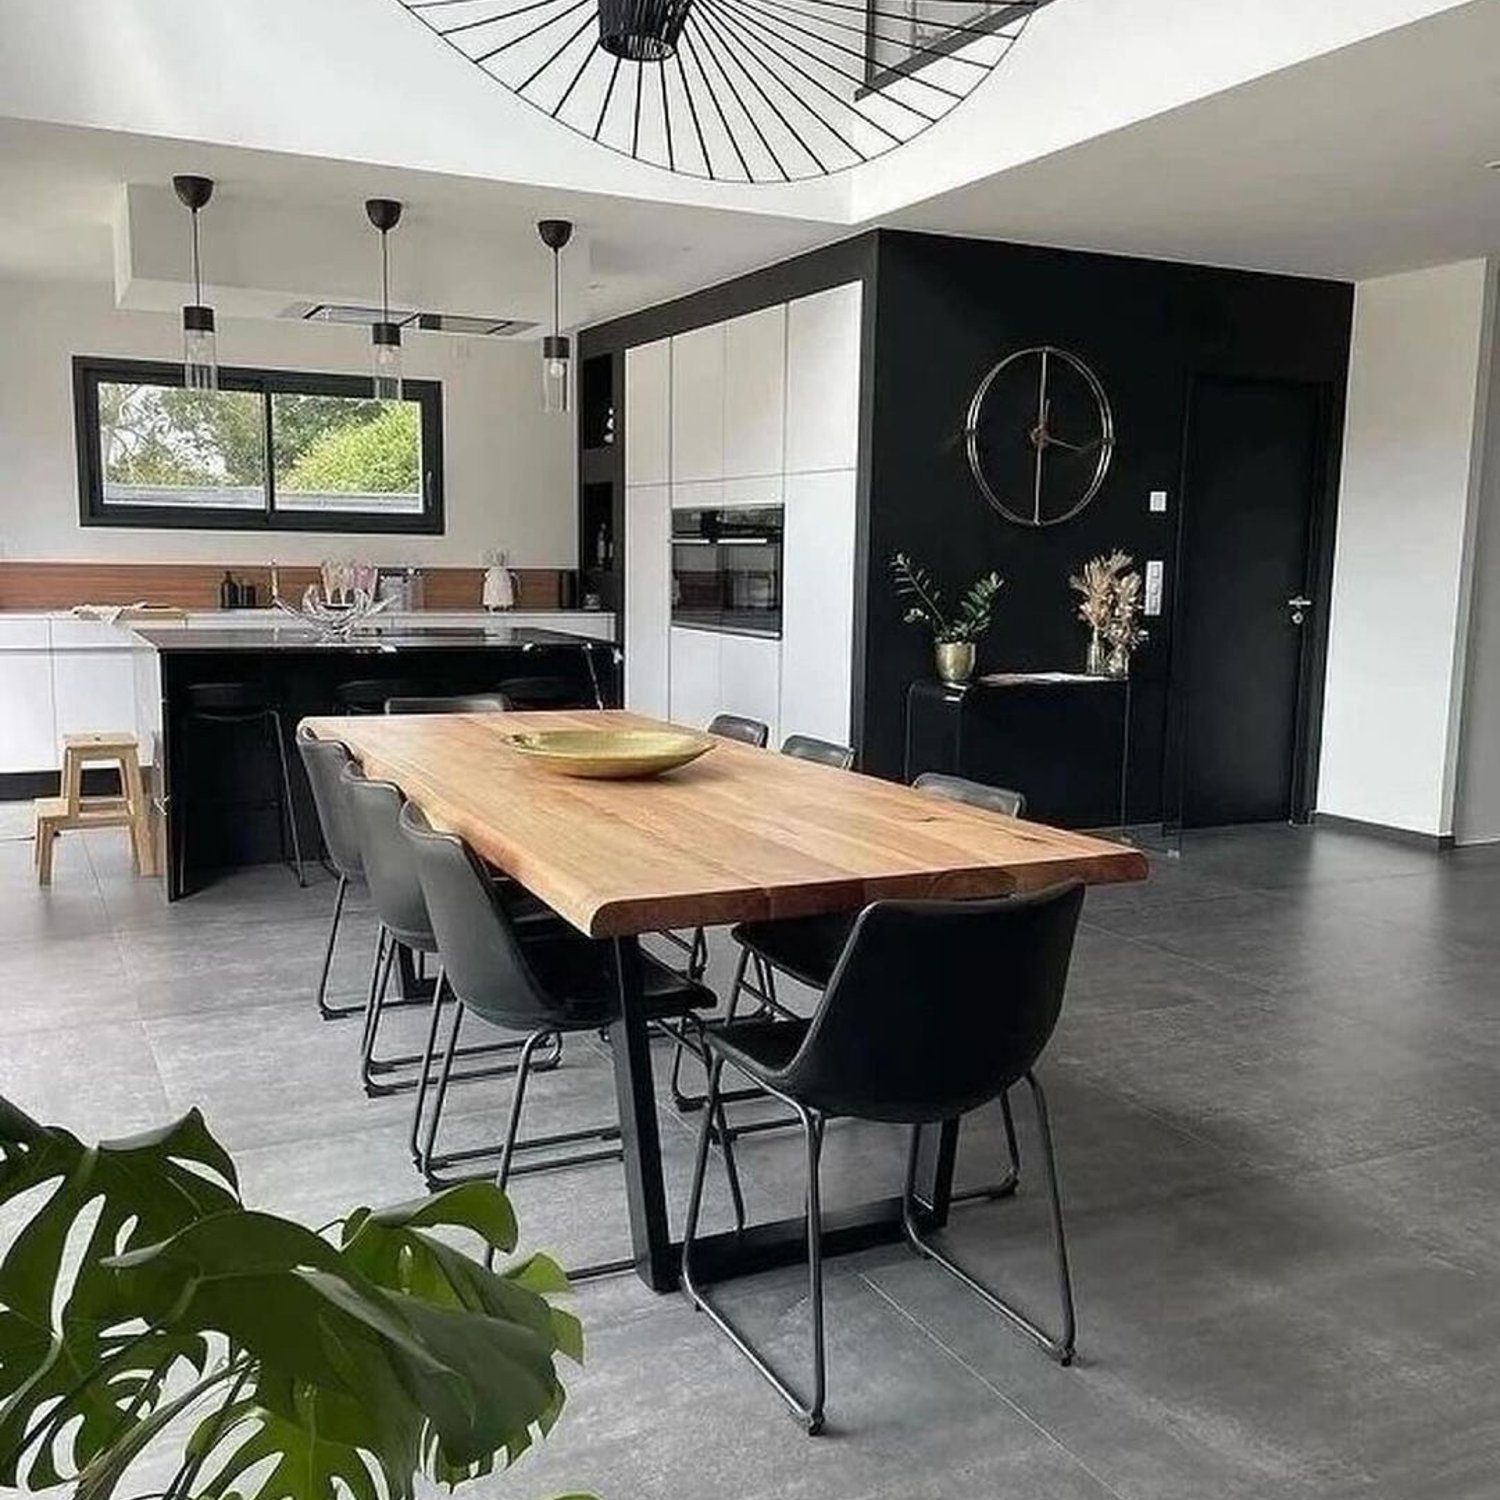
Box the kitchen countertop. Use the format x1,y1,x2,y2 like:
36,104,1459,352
133,624,612,653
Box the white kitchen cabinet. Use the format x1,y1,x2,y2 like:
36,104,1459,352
625,339,671,486
0,618,57,774
720,631,781,746
781,468,858,749
786,282,863,474
671,322,726,483
624,485,671,718
723,304,786,480
53,650,139,745
668,626,721,730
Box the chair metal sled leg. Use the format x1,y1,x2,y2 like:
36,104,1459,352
680,1058,828,1435
951,1088,1022,1205
315,873,367,1020
671,948,785,1116
360,929,537,1098
418,1008,600,1189
902,1073,1075,1365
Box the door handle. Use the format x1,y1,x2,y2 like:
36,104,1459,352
1287,595,1313,625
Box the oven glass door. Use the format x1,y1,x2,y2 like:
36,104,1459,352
671,506,782,637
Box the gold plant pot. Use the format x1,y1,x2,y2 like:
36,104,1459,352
934,640,976,685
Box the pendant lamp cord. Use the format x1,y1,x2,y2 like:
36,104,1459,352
190,209,203,306
553,249,561,339
381,230,391,323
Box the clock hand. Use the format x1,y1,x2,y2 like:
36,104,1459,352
1046,432,1104,455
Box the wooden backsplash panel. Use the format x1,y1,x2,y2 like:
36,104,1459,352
0,563,567,612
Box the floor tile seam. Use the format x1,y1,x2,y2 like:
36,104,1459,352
855,1270,1130,1500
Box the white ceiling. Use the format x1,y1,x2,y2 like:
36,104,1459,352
891,0,1500,280
0,0,1497,317
0,118,847,324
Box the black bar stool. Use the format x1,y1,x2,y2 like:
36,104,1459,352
174,682,305,894
681,883,1086,1434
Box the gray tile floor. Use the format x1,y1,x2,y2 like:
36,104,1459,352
4,817,1500,1498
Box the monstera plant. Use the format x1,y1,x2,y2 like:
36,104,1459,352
0,1098,589,1499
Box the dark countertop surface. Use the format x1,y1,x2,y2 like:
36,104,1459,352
133,624,610,654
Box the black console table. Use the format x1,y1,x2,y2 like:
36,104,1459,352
904,672,1131,830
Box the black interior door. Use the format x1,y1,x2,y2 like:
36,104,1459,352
1175,376,1324,828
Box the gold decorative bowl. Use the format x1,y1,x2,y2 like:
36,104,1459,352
501,728,714,780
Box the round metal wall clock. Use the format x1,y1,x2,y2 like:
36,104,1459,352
964,345,1115,528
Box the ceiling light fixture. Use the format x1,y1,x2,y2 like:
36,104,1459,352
172,175,218,391
393,0,1048,184
366,198,405,400
537,218,573,416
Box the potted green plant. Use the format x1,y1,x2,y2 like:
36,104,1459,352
0,1098,591,1500
890,552,1004,685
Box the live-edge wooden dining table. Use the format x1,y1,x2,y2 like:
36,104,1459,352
304,709,1149,1292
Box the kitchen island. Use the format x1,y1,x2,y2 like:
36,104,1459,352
134,622,621,898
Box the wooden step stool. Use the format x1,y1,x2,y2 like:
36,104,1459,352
34,732,157,885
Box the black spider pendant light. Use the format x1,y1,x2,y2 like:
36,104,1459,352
393,0,1044,184
173,175,218,391
366,198,405,400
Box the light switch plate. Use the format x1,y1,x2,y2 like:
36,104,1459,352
1144,559,1164,616
1149,490,1168,514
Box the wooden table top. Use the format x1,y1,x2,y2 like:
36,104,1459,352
304,710,1149,938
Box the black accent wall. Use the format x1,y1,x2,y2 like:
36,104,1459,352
864,233,1353,813
583,228,1355,818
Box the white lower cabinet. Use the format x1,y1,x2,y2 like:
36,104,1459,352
0,628,57,773
53,650,140,746
668,627,722,730
668,625,781,744
624,485,671,717
719,632,781,745
780,468,858,749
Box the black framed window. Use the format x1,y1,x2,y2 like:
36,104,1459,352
73,356,444,534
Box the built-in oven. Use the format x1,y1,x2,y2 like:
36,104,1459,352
671,505,783,638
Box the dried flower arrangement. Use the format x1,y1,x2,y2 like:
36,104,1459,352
890,552,1004,645
1071,550,1148,676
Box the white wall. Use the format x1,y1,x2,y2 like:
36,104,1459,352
1454,275,1500,845
0,274,575,568
1318,260,1492,838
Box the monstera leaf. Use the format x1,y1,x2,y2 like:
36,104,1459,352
0,1101,589,1500
0,1098,238,1490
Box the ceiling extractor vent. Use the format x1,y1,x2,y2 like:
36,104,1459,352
281,302,535,336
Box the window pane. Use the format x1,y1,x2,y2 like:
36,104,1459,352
98,381,267,511
271,393,424,515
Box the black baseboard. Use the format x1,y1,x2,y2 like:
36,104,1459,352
1313,811,1455,850
0,767,123,803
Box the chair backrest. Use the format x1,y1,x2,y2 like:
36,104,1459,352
339,764,433,950
708,713,770,748
781,734,855,771
294,725,363,880
334,678,430,714
775,883,1085,1124
398,802,571,1032
914,771,1026,819
497,675,588,710
383,694,510,714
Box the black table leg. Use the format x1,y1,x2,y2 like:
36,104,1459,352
608,936,676,1291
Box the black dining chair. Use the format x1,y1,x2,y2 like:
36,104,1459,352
679,768,1027,1135
334,678,431,715
296,725,376,1020
339,763,547,1144
661,712,774,984
666,730,854,1111
681,882,1085,1434
384,694,510,714
399,801,738,1270
707,713,770,748
913,770,1027,818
